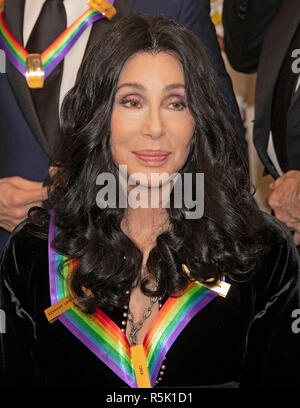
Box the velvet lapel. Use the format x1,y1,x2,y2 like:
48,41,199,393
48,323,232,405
4,0,50,156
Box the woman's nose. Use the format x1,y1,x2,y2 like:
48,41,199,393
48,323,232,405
141,106,165,139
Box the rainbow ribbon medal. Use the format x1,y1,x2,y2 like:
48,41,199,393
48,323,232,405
48,212,221,388
0,0,115,88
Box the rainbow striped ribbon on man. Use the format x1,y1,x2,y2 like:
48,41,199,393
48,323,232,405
0,0,115,86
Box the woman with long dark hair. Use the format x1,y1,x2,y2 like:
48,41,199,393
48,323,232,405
0,15,299,388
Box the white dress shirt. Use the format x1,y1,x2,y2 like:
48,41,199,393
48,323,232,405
23,0,92,110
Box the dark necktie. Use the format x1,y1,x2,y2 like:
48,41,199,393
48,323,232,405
26,0,67,153
271,22,300,173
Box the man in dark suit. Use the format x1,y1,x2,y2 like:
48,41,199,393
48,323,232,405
223,0,300,247
0,0,244,252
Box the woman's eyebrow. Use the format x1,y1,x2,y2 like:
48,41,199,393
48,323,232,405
164,83,185,91
116,82,185,92
117,83,145,91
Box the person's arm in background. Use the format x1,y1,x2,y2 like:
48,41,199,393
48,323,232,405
223,0,300,247
179,0,246,150
223,0,283,73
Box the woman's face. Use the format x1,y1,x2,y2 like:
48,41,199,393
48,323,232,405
110,51,195,186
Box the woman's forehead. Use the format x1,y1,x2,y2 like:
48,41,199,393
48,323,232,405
117,51,185,86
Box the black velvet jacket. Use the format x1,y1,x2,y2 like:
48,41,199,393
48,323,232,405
0,212,299,388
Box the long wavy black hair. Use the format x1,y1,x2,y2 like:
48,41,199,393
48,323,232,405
33,15,266,313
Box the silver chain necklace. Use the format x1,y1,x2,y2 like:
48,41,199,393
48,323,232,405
127,296,159,346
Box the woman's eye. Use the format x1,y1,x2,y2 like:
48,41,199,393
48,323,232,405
120,97,141,108
168,100,187,111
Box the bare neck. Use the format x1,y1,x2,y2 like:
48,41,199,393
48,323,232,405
121,206,170,262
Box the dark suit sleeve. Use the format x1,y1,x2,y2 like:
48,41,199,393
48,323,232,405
223,0,283,73
178,0,246,149
0,221,39,385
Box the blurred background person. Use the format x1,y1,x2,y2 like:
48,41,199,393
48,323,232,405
223,0,300,249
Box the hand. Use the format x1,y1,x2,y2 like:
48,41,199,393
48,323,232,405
268,170,300,245
0,176,48,232
293,232,300,246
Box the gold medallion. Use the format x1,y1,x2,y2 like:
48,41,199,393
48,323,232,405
87,0,117,20
0,0,4,12
25,53,44,88
130,344,152,388
182,264,231,298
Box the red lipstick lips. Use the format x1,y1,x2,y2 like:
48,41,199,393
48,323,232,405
133,149,171,165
